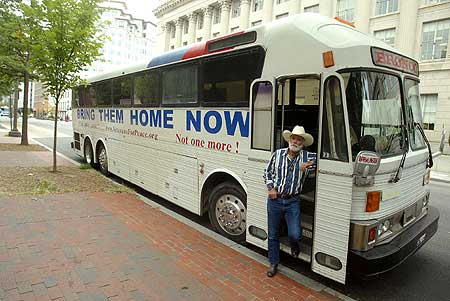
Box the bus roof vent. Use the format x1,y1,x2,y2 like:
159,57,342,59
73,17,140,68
207,31,257,53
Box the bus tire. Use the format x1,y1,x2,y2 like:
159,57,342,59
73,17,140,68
208,182,247,242
97,143,109,176
84,139,96,168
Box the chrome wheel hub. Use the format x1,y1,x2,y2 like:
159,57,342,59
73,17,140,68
99,149,107,170
215,194,246,236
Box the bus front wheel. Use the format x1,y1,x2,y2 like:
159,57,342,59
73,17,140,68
97,144,109,176
208,182,247,243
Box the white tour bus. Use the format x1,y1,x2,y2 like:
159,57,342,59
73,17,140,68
72,14,439,284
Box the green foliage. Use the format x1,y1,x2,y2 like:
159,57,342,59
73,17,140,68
34,180,58,194
30,0,106,103
79,163,92,170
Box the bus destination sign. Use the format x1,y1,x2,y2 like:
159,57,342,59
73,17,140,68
371,47,419,77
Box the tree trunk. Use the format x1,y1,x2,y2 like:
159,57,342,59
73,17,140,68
52,99,59,172
9,82,21,137
21,72,29,145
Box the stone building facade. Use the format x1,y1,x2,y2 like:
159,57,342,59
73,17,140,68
153,0,450,144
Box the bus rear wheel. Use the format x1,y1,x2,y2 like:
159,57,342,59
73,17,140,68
84,140,96,168
208,182,247,243
97,144,109,176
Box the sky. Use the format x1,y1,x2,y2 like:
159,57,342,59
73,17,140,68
123,0,160,23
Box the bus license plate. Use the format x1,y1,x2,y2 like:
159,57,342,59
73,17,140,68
403,206,416,226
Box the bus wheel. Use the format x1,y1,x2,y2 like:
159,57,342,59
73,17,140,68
97,144,109,176
208,182,247,242
84,140,96,168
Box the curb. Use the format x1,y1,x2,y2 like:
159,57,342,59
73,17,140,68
30,137,81,167
136,194,355,301
430,177,450,184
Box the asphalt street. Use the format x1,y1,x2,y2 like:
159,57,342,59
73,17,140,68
1,116,449,300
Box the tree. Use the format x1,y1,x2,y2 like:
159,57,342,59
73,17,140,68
0,0,39,143
31,0,105,172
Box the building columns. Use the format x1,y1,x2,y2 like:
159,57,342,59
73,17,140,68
220,0,231,34
188,13,197,44
397,0,419,56
203,7,213,40
175,19,182,48
163,24,171,52
263,0,274,23
240,0,251,30
319,0,333,17
354,0,370,33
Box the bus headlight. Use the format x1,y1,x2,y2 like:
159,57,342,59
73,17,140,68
377,219,392,238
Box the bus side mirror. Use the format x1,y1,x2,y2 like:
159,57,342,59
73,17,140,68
354,151,381,187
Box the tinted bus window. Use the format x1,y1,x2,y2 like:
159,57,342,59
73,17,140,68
85,85,97,107
113,76,132,106
202,48,264,106
96,81,112,106
134,71,160,106
72,88,80,108
162,64,198,105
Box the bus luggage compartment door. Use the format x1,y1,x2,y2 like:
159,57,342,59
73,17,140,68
311,73,353,284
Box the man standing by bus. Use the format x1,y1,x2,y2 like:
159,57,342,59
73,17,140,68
264,125,315,277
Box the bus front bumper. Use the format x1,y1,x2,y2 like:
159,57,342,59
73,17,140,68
348,206,439,277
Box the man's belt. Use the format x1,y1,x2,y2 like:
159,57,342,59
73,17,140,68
277,193,299,199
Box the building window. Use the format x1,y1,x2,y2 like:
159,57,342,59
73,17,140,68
213,8,221,24
197,37,203,42
183,41,187,46
304,5,319,13
252,20,262,26
375,0,398,16
276,0,289,4
374,28,396,47
253,0,264,11
198,14,204,29
230,26,240,32
213,32,220,37
232,0,241,18
421,19,450,60
276,13,289,19
420,94,438,130
336,0,355,22
171,26,175,38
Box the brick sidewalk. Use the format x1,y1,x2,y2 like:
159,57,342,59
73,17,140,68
0,192,340,301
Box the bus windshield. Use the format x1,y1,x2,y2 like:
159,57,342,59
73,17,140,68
341,70,405,159
404,79,426,150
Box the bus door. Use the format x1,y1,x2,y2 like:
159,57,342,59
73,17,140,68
311,73,353,284
246,80,275,250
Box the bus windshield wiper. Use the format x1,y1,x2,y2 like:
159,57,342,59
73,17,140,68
415,122,433,168
390,125,408,183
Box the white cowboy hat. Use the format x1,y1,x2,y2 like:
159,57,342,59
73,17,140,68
282,125,314,147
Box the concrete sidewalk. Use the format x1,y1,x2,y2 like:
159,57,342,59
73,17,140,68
0,131,345,300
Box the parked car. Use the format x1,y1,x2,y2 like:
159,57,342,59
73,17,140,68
0,109,10,117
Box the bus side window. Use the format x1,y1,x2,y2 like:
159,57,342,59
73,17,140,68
133,71,160,106
85,85,97,107
251,82,273,151
202,48,264,106
162,64,198,105
113,76,132,106
321,76,348,162
96,80,112,106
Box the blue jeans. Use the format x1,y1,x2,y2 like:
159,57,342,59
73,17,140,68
267,197,301,265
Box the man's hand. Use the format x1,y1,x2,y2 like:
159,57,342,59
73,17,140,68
268,188,277,199
301,160,315,172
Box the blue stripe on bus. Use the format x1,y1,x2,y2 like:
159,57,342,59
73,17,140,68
147,47,190,68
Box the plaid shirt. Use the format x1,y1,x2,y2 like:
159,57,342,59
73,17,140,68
264,148,316,195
